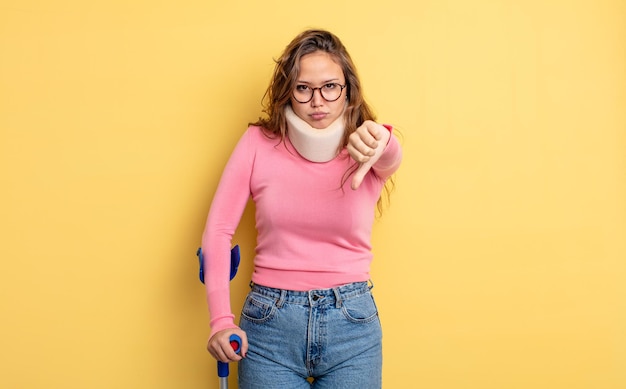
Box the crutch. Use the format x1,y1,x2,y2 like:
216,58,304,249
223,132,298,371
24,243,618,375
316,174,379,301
197,245,242,389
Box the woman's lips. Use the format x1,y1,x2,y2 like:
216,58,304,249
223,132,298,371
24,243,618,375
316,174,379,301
310,112,328,120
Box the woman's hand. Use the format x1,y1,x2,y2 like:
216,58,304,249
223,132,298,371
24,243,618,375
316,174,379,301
207,328,248,362
347,120,391,190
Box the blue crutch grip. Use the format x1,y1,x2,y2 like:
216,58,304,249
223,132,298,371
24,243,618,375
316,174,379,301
217,334,242,378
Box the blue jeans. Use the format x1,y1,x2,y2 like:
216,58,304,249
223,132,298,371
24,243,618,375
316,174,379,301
238,282,382,389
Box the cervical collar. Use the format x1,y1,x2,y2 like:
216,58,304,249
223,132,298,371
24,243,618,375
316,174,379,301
285,105,345,163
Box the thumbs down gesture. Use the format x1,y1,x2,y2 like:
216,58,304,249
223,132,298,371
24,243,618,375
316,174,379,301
347,120,392,190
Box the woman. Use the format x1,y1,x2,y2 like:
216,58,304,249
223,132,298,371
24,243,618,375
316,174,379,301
202,29,402,388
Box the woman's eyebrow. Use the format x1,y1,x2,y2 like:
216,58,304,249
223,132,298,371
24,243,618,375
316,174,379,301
296,78,341,84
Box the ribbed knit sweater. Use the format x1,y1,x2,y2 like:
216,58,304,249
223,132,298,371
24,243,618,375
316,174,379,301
202,125,402,338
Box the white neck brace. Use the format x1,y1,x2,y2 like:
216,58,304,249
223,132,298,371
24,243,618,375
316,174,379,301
285,105,345,163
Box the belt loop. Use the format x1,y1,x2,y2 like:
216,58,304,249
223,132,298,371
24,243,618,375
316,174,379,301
333,287,342,308
276,289,287,308
368,279,374,290
249,281,255,289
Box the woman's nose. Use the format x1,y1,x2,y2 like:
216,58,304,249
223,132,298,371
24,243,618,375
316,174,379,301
310,88,324,106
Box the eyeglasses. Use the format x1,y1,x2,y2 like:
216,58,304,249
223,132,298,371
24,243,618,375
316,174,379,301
292,83,346,103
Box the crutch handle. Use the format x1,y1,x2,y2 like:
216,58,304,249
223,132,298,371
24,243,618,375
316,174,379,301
217,334,242,378
229,334,242,354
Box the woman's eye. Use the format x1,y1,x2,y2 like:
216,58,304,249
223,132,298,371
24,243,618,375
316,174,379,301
296,85,309,91
324,83,337,90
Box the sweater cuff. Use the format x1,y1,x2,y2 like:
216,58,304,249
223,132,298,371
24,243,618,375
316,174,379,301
382,124,393,145
209,315,238,340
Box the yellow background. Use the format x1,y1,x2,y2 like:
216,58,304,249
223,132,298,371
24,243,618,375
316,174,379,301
1,1,624,388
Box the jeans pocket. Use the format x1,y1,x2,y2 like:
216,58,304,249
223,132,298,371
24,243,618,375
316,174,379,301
241,292,277,324
341,292,379,324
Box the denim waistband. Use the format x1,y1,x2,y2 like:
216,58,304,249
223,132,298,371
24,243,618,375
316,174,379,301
249,281,372,308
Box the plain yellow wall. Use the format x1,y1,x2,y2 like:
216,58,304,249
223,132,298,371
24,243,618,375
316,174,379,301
1,1,625,388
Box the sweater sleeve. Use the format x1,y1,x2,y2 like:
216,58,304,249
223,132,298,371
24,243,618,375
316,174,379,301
201,127,254,339
372,128,403,181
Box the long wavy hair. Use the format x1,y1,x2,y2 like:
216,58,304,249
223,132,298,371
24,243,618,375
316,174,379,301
251,29,375,144
251,29,395,213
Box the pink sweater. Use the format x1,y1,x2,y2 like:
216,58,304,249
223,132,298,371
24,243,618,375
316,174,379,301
202,125,402,338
